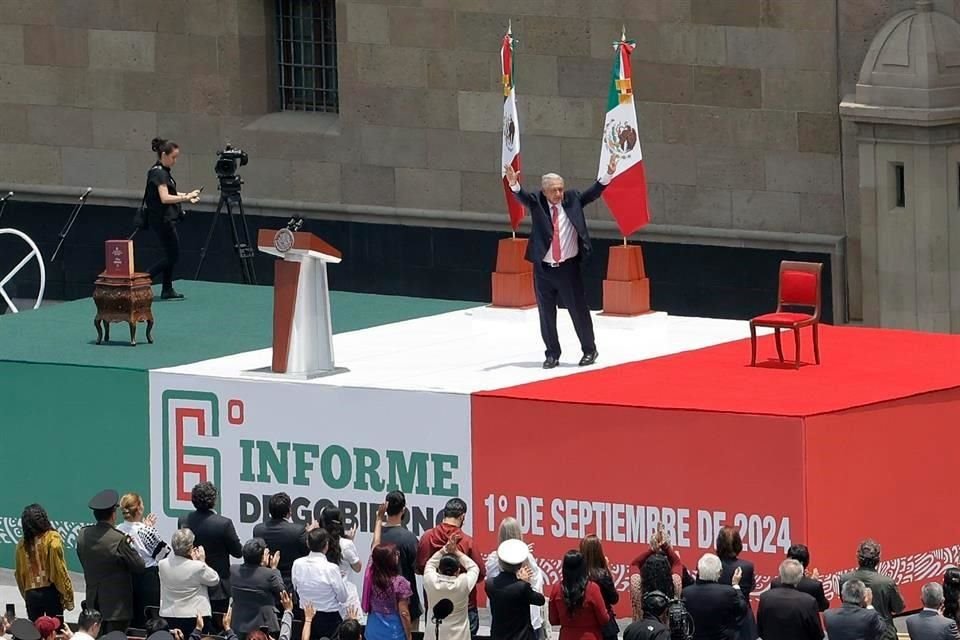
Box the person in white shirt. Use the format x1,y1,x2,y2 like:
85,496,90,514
159,528,220,638
484,518,546,639
321,507,365,624
72,608,103,640
293,529,349,640
424,535,480,640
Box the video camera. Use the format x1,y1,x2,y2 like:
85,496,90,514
215,144,249,179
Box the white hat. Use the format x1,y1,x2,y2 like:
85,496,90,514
498,539,529,566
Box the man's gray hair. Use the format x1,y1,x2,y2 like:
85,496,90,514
697,553,722,582
171,527,195,558
498,517,523,544
541,172,564,187
841,579,867,605
921,582,945,608
779,559,804,586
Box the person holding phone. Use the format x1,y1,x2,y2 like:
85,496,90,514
144,137,201,301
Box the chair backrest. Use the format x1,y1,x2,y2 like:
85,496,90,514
777,261,822,318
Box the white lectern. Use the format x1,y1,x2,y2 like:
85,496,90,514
257,229,342,377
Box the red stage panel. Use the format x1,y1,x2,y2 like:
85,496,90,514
471,396,806,617
803,388,960,610
486,325,960,416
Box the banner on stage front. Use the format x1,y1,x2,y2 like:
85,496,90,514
148,372,473,551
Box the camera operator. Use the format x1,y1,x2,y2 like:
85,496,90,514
143,137,200,300
625,592,670,640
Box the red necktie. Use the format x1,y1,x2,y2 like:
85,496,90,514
551,205,562,263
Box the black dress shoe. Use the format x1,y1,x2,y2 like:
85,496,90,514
579,350,598,366
543,356,560,369
160,288,185,300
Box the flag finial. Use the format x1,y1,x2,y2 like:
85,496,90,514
621,24,626,42
508,19,513,36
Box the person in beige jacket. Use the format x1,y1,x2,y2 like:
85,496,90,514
423,535,480,640
159,528,220,638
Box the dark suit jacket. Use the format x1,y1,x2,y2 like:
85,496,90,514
824,603,888,640
76,522,146,622
512,182,606,263
757,584,823,640
178,510,243,602
906,610,960,640
252,518,308,591
230,564,285,634
772,576,830,612
624,615,671,640
682,580,746,640
485,572,546,640
840,569,905,640
720,558,757,640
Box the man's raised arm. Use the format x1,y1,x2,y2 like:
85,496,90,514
505,164,537,207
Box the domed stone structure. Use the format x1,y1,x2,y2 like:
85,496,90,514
840,0,960,332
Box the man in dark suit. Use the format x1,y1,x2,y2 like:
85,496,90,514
824,579,888,640
485,540,546,640
757,559,823,640
840,539,905,640
906,583,960,640
771,544,830,611
252,492,313,597
76,489,146,634
682,553,746,640
230,538,285,637
505,158,617,369
177,482,243,618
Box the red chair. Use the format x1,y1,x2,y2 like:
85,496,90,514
749,261,822,368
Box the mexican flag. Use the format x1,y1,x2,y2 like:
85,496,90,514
500,27,524,230
597,34,650,236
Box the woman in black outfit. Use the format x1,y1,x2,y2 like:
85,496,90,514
144,137,200,300
716,526,757,640
580,535,620,640
944,568,960,626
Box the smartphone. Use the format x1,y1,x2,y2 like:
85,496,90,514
198,186,205,193
5,604,15,622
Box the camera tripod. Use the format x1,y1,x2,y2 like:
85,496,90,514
195,180,257,284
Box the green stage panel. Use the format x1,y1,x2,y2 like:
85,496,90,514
0,363,147,572
0,283,477,571
0,281,477,371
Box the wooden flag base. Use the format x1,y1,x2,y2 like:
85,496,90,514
602,244,652,316
491,237,536,308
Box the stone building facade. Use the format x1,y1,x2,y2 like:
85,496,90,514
1,0,959,321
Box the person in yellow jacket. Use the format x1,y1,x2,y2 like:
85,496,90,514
15,504,74,620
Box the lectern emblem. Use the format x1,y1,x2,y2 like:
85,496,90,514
274,228,295,253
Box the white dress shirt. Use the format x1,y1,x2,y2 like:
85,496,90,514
485,551,545,630
158,554,220,617
292,551,349,613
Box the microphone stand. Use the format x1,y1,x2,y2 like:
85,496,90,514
51,188,92,262
433,614,443,640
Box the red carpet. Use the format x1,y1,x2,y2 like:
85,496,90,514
480,324,960,416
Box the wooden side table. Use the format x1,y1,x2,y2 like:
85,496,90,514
93,272,154,346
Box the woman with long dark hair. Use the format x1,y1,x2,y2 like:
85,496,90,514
362,544,413,640
716,526,757,640
14,504,74,620
944,568,960,626
321,506,363,622
580,536,619,640
142,137,200,300
549,551,610,640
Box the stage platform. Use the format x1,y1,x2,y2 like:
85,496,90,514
3,281,957,614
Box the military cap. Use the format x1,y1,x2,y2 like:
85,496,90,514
88,489,120,510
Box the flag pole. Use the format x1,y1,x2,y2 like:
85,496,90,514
623,237,627,246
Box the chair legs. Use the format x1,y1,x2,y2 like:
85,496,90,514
813,323,820,364
794,327,801,369
750,323,757,366
774,328,784,362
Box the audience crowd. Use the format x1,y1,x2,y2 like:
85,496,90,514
6,485,960,640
